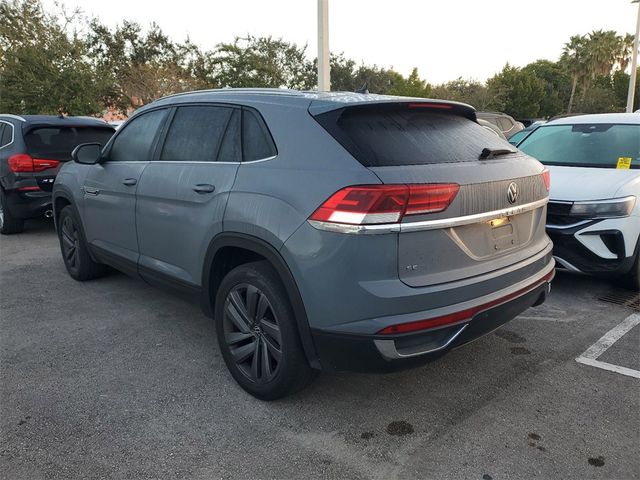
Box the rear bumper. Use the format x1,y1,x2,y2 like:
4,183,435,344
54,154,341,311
3,188,52,219
311,266,554,373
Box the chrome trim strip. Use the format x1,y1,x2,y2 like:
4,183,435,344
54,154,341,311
374,324,468,360
0,120,15,150
307,220,401,234
309,197,549,234
105,155,278,166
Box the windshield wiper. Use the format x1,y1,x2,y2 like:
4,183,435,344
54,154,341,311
479,147,517,160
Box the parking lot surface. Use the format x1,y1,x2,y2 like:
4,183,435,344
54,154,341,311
1,220,639,480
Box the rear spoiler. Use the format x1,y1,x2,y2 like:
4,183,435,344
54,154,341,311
308,98,477,122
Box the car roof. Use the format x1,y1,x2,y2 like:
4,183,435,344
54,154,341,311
0,114,112,128
147,88,476,118
546,112,640,125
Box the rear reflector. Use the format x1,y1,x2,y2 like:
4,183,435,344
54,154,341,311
542,168,550,191
8,154,59,173
378,269,555,335
309,184,459,226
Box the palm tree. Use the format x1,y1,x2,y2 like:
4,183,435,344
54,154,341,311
562,35,589,112
617,33,635,72
586,30,620,77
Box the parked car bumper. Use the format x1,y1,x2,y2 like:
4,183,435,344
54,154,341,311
3,188,52,219
311,268,553,373
547,217,638,277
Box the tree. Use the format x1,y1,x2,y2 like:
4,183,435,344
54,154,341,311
212,35,315,89
86,20,212,112
0,0,101,115
561,34,589,113
486,64,545,118
388,67,431,97
522,60,571,117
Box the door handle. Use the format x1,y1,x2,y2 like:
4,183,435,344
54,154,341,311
193,184,215,194
82,186,100,196
122,178,137,186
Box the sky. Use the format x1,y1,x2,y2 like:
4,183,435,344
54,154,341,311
42,0,636,84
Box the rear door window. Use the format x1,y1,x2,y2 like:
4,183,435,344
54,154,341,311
0,124,9,148
242,109,276,161
109,109,168,162
25,126,114,161
316,107,509,167
160,105,235,162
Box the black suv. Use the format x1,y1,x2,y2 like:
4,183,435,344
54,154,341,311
0,114,114,234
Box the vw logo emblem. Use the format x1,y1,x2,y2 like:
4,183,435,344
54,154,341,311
507,182,519,204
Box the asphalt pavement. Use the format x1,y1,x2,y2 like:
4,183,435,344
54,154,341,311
1,219,638,480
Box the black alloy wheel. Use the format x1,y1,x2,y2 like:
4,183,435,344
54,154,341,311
223,283,283,383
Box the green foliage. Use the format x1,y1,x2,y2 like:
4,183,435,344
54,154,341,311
213,35,315,89
0,0,636,118
430,79,497,110
522,60,571,117
0,0,101,115
388,67,431,97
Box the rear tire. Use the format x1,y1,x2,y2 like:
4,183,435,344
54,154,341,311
0,189,25,235
57,205,107,281
214,261,316,400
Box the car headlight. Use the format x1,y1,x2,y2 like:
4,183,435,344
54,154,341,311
569,196,636,219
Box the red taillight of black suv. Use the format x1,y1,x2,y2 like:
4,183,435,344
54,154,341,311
8,154,60,173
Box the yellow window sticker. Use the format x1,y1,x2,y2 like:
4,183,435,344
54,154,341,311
616,157,632,169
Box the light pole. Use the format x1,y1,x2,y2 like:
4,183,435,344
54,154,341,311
317,0,330,91
626,0,640,112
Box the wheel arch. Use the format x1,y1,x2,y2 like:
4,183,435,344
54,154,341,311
202,232,320,369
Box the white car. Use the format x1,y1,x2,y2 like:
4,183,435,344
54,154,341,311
517,113,639,290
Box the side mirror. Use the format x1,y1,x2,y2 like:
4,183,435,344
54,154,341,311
72,143,102,165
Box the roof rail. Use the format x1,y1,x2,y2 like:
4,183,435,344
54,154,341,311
156,88,304,102
0,114,26,122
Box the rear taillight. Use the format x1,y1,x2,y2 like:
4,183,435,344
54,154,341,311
309,184,459,226
8,154,59,173
542,168,550,191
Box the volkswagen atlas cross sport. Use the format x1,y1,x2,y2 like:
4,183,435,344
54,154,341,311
517,113,639,290
52,89,555,399
0,114,115,234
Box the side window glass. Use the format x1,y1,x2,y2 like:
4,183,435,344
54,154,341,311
217,109,241,162
242,109,276,161
0,124,12,148
109,109,167,161
160,106,232,162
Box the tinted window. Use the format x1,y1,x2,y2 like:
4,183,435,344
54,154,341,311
218,109,241,162
242,109,276,161
24,126,114,161
109,109,167,161
518,124,640,169
0,125,7,148
318,108,509,167
1,124,13,146
161,106,234,162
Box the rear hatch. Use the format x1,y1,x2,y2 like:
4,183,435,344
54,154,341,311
23,124,114,191
311,100,550,287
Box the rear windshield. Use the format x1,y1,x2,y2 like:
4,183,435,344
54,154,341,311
25,126,114,161
316,108,510,167
517,124,640,169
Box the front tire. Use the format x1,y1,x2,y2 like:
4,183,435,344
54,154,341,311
215,261,316,400
57,205,107,281
0,189,25,235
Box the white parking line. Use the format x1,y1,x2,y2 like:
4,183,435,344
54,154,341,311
576,313,640,379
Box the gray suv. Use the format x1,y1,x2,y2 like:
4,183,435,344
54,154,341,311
52,89,555,399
